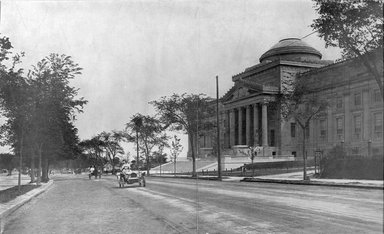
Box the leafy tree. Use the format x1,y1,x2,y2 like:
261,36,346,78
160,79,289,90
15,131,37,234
79,136,106,167
152,145,168,174
150,93,213,177
98,131,125,174
125,114,169,175
0,153,17,175
170,135,183,175
129,115,143,170
0,38,34,188
312,0,383,99
279,76,328,180
26,54,86,182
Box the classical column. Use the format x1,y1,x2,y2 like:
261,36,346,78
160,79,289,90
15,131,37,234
253,104,259,146
246,105,251,146
229,109,235,147
262,103,268,146
238,107,243,145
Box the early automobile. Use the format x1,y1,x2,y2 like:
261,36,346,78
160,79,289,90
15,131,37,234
117,170,146,187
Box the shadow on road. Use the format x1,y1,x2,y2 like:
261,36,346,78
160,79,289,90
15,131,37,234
112,185,142,189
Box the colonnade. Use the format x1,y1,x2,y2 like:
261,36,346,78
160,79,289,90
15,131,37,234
226,102,269,148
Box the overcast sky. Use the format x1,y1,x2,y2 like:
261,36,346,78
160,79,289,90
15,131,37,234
1,0,341,158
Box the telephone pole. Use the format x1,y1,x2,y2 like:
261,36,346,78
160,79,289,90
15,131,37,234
216,75,222,180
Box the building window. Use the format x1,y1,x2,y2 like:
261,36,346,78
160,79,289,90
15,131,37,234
353,115,362,139
351,147,359,156
292,151,296,157
319,119,326,139
270,129,275,146
373,112,383,139
354,93,362,106
336,117,344,140
373,89,382,103
290,123,296,138
336,97,343,109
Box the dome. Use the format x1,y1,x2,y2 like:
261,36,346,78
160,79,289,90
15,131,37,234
259,38,322,63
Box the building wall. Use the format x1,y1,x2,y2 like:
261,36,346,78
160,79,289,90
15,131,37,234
192,51,383,160
280,58,383,159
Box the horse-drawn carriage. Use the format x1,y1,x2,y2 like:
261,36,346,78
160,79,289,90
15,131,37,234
88,166,101,179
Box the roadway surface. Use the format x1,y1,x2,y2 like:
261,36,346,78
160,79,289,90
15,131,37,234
3,174,383,234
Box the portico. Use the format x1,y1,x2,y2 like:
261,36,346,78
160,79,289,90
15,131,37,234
226,102,269,148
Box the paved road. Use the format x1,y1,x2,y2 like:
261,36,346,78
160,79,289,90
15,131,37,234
4,174,383,234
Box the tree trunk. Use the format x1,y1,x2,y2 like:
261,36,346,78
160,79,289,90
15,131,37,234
136,130,140,170
145,143,150,176
302,127,307,181
37,146,42,185
174,157,176,176
30,152,35,183
189,133,196,177
112,154,115,175
42,156,49,182
18,131,24,193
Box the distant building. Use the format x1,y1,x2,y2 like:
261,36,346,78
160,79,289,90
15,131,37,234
189,38,383,160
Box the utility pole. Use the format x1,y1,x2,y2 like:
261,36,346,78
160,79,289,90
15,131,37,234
216,75,222,180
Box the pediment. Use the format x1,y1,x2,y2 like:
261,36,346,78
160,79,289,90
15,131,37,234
222,84,261,103
221,79,279,103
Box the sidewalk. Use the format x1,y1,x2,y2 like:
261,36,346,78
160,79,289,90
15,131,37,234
0,176,54,234
241,170,384,189
151,171,383,189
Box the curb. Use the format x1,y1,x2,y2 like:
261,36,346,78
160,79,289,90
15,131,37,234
0,180,54,233
150,175,225,181
241,178,384,190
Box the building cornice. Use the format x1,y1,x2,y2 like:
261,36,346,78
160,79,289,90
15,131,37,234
232,59,326,82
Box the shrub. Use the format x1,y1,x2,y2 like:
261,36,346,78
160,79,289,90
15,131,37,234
320,146,383,180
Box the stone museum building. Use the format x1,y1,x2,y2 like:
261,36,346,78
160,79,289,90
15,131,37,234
190,38,383,162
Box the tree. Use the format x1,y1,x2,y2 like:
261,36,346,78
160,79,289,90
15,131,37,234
152,145,167,175
279,76,328,180
150,93,214,177
312,0,383,99
79,136,106,167
98,131,125,174
1,36,86,184
170,135,183,175
0,38,34,189
0,153,17,175
130,115,143,170
27,54,87,182
125,114,169,175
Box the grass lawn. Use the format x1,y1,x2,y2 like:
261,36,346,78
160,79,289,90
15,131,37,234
0,185,41,204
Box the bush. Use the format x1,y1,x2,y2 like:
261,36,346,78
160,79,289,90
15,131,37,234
320,146,383,180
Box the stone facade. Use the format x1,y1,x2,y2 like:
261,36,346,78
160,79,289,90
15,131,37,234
189,38,383,160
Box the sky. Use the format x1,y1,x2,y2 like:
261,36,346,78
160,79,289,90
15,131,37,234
0,0,341,159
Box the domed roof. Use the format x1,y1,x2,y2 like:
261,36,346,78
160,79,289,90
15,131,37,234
259,38,322,63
